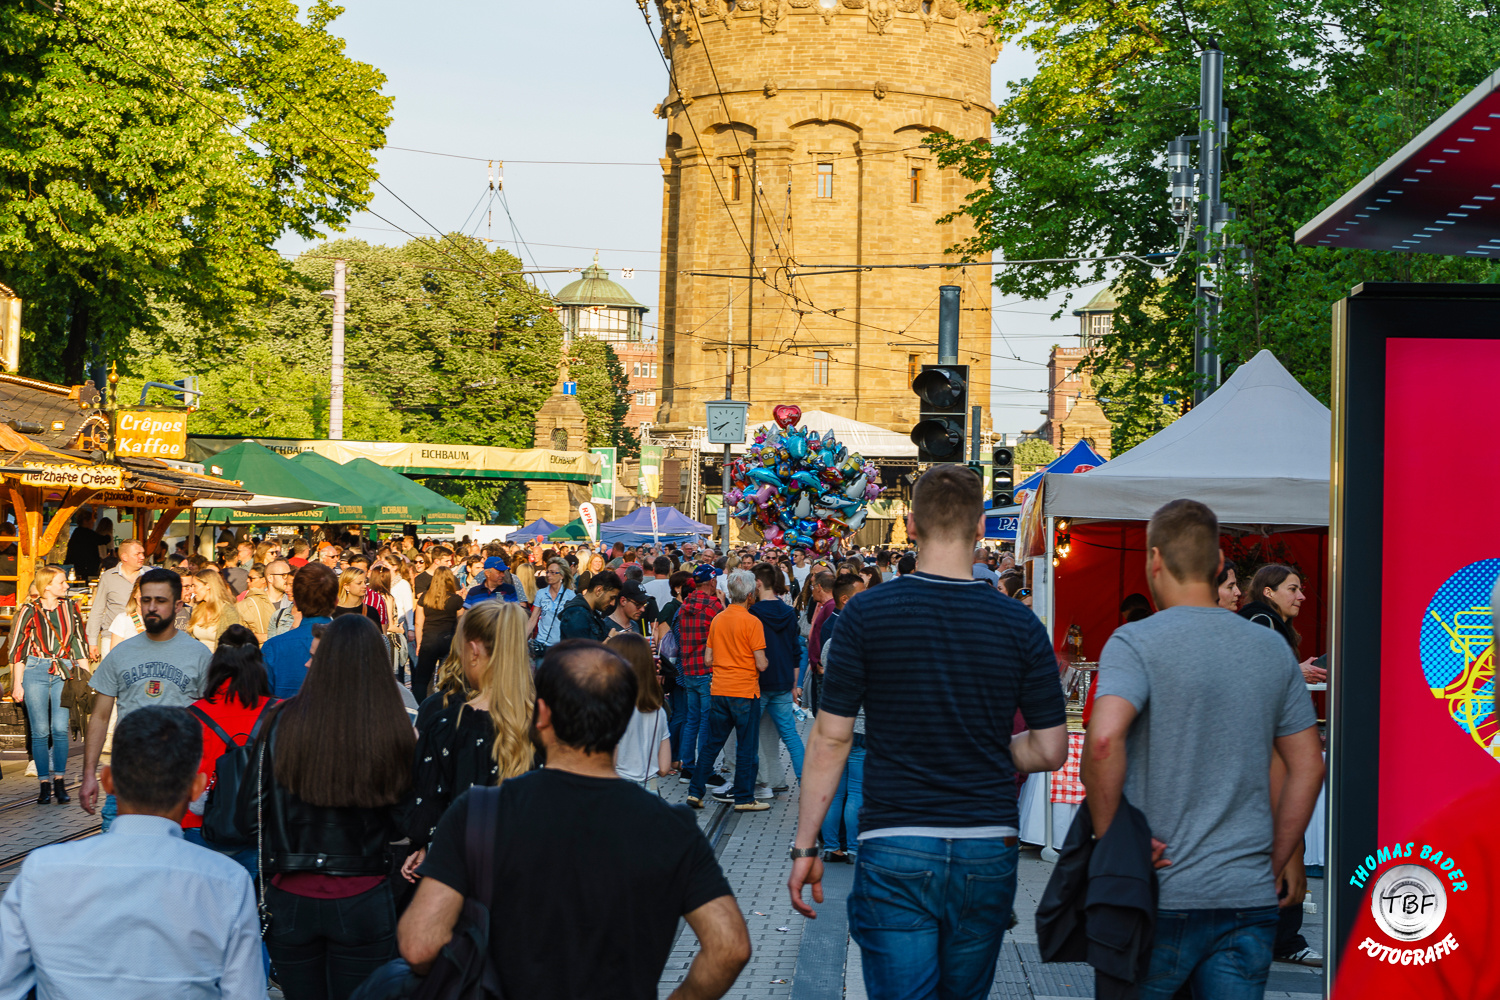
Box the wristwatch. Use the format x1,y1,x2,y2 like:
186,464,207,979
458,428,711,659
788,845,820,860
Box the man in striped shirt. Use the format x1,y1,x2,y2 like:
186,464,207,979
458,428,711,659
789,465,1068,1000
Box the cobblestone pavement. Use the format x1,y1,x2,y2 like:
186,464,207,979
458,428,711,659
0,729,1329,1000
655,722,1328,1000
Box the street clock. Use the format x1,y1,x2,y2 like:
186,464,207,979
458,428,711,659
705,400,750,444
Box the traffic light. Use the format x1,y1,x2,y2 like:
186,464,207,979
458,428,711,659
910,364,968,462
992,445,1015,505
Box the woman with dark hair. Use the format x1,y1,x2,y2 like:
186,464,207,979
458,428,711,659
1216,558,1242,611
184,624,275,874
1238,562,1326,969
240,615,416,1000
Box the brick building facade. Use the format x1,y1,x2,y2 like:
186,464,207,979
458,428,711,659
1035,286,1114,458
650,0,998,434
555,259,660,430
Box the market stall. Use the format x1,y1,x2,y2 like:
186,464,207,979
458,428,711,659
1018,351,1331,861
506,518,560,542
600,505,713,546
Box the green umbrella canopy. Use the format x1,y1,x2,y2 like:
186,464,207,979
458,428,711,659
200,441,371,523
343,457,468,524
547,517,589,542
291,452,420,524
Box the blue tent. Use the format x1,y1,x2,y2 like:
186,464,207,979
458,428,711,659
506,518,561,542
600,505,713,545
985,441,1108,539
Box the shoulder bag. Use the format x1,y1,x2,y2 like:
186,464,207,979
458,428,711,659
349,786,505,1000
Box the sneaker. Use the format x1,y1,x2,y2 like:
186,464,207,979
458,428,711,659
754,784,774,800
704,773,727,789
772,784,790,792
23,760,36,777
679,770,692,784
734,800,771,812
686,795,704,809
711,790,736,803
1279,947,1323,967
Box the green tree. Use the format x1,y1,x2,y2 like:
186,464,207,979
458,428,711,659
1013,438,1057,472
0,0,390,383
120,236,637,462
934,0,1500,449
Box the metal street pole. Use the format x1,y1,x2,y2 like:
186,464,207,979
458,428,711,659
746,155,756,399
325,259,347,439
722,286,733,548
1194,44,1225,404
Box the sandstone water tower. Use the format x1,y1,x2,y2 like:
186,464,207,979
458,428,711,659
650,0,998,434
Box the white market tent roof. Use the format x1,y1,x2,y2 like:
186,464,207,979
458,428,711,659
1042,350,1330,531
698,409,917,458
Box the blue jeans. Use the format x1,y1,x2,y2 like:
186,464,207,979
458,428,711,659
666,686,687,763
23,657,68,777
689,695,760,803
821,737,865,852
760,689,805,781
102,793,116,831
849,836,1019,1000
677,673,712,774
1138,906,1279,999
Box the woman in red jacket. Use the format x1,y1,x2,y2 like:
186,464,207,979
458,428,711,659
183,623,276,877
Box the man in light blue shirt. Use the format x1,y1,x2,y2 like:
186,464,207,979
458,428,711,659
0,706,264,999
262,562,337,699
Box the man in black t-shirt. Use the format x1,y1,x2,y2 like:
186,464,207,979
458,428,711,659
399,639,749,1000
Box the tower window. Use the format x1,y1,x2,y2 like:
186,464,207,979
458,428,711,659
910,167,922,203
730,165,741,202
813,351,830,385
908,353,920,386
817,162,834,199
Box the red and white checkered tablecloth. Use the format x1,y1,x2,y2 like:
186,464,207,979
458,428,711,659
1050,731,1086,805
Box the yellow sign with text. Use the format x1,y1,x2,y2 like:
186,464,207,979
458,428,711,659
19,463,123,489
116,409,188,460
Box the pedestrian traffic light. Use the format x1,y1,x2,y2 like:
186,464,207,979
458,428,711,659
910,364,968,462
992,445,1015,505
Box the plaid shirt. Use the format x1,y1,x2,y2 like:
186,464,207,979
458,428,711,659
676,588,723,677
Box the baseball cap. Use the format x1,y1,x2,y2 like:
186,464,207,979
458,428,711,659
483,556,507,572
619,580,650,604
692,564,718,583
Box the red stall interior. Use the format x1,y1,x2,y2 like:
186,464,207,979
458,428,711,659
1051,521,1329,664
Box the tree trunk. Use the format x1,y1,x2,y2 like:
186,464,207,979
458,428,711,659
64,294,90,385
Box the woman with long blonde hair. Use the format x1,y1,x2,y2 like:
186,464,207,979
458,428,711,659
9,564,88,803
402,601,534,878
413,566,463,701
188,569,240,651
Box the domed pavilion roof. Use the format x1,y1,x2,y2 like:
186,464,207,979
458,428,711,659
555,260,648,312
1072,284,1119,315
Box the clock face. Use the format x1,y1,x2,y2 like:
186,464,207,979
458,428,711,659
705,402,747,443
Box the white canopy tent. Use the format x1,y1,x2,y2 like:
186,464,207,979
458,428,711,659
697,409,918,458
1043,350,1331,531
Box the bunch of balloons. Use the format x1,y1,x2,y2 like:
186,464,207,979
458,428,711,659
723,404,881,551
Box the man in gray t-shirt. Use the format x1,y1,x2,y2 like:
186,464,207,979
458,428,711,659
80,569,211,827
1082,500,1323,1000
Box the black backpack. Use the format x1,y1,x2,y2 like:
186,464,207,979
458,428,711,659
188,700,278,849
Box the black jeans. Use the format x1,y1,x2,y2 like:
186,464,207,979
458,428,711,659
265,881,398,1000
412,632,452,702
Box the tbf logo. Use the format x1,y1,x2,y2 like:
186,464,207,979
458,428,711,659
1372,865,1448,942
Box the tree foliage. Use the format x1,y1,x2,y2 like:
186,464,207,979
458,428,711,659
0,0,390,383
936,0,1500,451
119,236,638,463
1013,438,1058,471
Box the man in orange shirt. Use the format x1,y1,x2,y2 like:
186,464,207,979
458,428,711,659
687,569,770,812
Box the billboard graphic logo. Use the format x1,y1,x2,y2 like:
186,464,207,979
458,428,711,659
1419,558,1500,760
1372,864,1447,941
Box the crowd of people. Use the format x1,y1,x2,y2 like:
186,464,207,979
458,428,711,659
0,481,1336,1000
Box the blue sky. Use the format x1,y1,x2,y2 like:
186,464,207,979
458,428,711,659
281,1,1111,438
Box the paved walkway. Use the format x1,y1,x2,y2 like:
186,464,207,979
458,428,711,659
0,726,1329,999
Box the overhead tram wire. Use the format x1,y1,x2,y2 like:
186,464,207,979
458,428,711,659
634,1,750,259
161,0,544,295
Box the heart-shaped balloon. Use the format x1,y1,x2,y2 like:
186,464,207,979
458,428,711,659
774,404,802,429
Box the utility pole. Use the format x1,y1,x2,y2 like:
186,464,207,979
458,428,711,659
746,155,757,399
322,259,347,439
1194,42,1228,404
723,286,733,547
